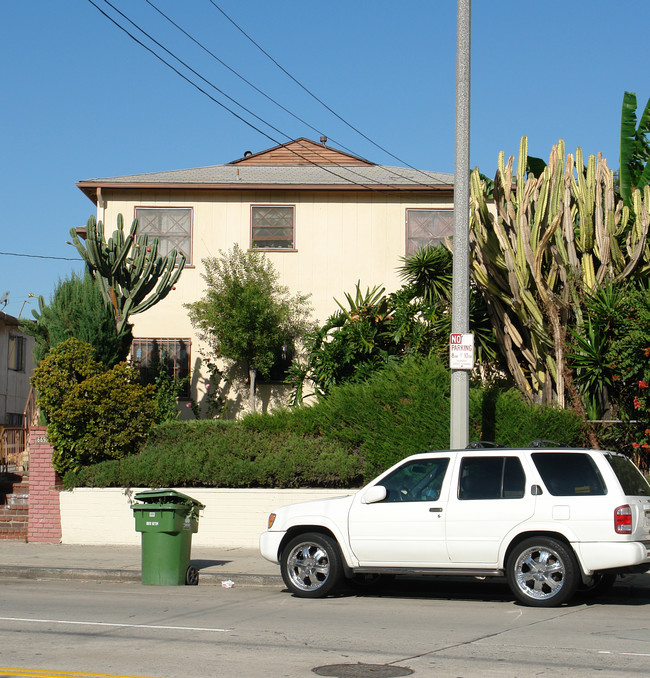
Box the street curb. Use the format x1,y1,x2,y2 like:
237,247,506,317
0,566,284,588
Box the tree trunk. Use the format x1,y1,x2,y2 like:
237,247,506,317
249,368,257,413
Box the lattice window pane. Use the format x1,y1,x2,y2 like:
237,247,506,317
251,206,294,249
406,209,454,255
135,208,192,264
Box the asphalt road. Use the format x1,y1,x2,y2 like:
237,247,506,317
1,577,649,678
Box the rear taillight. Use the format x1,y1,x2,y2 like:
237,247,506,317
614,504,633,534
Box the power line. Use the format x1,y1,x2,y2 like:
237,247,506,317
101,0,288,142
87,0,440,196
206,0,426,173
90,0,384,192
0,251,81,261
144,0,443,190
144,0,340,149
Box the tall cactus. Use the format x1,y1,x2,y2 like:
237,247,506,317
69,214,186,335
470,136,650,409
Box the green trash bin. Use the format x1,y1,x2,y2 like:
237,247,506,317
132,489,205,586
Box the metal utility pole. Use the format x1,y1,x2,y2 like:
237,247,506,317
450,0,471,449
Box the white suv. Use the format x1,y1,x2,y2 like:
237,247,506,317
260,444,650,606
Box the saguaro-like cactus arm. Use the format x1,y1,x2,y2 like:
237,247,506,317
69,214,186,334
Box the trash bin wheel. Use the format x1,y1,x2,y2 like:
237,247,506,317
186,565,199,586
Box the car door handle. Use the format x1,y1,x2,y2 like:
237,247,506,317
429,507,443,513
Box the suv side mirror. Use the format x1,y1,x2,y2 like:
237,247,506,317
362,485,387,504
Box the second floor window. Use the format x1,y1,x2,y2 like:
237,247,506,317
251,205,295,249
135,207,192,264
406,209,454,255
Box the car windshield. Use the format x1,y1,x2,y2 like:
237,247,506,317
605,454,650,497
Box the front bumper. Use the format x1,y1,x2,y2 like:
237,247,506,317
259,530,285,564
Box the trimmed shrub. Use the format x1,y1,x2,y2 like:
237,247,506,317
32,338,158,474
63,420,363,489
64,355,587,489
473,388,584,447
243,355,451,479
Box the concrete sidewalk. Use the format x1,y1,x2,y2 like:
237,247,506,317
1,541,649,596
0,542,283,587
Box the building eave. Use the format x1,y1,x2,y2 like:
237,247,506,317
76,181,453,204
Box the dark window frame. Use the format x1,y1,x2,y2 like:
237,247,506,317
531,452,608,496
257,343,295,384
458,456,526,500
6,412,24,426
131,337,191,398
378,457,450,503
8,334,25,372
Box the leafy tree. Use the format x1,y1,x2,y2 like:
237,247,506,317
396,245,502,370
568,279,650,463
30,338,158,474
620,91,650,209
185,244,313,412
21,271,131,367
289,246,503,403
68,214,185,335
288,283,400,400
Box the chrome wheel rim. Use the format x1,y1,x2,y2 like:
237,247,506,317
513,545,566,601
286,541,330,592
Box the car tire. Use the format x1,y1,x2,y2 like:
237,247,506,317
280,532,343,598
506,537,580,607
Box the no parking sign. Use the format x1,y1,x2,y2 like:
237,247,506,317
449,333,474,370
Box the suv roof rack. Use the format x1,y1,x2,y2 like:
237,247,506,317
466,441,505,449
529,439,571,448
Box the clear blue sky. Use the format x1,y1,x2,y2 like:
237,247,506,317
1,0,648,319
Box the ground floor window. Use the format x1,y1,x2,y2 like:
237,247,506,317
257,344,294,383
131,338,191,398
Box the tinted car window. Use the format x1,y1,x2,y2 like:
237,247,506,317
380,458,450,502
532,453,607,496
458,456,526,500
605,454,650,497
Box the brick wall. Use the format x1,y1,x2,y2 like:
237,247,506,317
27,426,62,543
0,473,29,540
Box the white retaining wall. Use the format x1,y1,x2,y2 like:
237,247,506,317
59,488,354,548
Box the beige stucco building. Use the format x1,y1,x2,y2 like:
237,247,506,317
77,138,454,415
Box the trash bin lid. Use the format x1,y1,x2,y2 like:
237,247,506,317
133,489,205,509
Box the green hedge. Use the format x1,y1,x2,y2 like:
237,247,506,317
63,420,363,489
64,355,587,489
245,355,452,478
471,387,584,448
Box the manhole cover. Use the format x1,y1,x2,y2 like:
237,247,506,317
312,663,414,677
